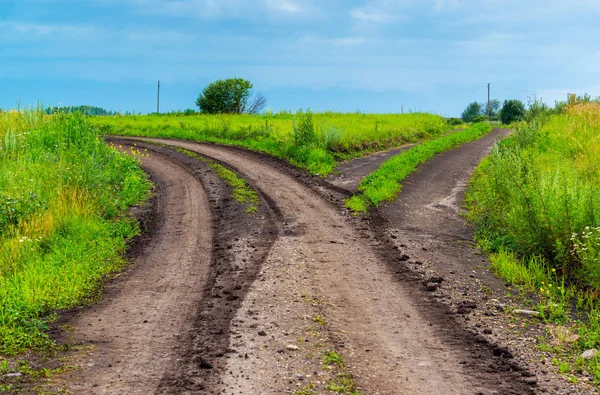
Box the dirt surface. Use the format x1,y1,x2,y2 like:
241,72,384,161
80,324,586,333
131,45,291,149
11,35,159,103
42,129,595,394
127,137,541,394
55,141,278,394
326,144,414,191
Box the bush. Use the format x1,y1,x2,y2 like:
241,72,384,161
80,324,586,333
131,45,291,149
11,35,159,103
461,102,482,122
499,99,525,124
446,117,464,127
293,109,316,146
472,115,488,123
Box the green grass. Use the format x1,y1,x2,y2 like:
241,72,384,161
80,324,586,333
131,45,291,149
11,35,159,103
466,103,600,289
142,141,259,213
466,103,600,383
92,111,451,176
0,109,151,356
346,122,493,211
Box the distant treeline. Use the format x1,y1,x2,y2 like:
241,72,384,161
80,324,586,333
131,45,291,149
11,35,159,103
44,105,117,116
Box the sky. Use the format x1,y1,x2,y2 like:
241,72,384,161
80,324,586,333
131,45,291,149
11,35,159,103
1,0,600,116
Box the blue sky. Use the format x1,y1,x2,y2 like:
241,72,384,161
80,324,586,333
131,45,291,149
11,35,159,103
1,0,599,116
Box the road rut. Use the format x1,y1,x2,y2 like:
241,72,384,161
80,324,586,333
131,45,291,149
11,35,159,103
65,147,213,394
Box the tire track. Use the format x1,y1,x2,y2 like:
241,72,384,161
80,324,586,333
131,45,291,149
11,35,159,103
65,145,213,394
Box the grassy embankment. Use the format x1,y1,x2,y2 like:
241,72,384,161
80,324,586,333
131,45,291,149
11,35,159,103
345,122,493,212
92,111,451,175
0,109,150,357
466,103,600,382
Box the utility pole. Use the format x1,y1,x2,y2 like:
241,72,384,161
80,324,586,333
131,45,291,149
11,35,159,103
157,80,161,114
487,83,491,120
401,105,404,114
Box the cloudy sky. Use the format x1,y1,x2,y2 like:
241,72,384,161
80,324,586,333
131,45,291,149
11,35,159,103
1,0,599,115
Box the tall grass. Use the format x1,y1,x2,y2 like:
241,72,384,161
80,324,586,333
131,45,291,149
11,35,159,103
92,111,450,175
466,103,600,289
0,108,150,355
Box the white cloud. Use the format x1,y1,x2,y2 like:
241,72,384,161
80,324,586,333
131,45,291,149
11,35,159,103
350,7,404,23
0,22,96,37
265,0,302,13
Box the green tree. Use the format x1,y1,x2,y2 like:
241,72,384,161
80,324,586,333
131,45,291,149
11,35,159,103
461,102,482,122
487,99,501,116
195,78,266,114
499,99,525,124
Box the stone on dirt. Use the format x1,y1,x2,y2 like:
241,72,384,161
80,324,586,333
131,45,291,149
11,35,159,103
580,349,598,359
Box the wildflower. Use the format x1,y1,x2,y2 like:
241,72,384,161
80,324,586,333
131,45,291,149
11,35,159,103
552,268,556,273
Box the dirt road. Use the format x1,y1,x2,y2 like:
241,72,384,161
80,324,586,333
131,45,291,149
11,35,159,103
53,131,590,394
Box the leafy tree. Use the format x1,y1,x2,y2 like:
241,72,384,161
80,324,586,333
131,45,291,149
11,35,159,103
487,99,501,117
499,99,525,124
461,102,482,122
196,78,267,114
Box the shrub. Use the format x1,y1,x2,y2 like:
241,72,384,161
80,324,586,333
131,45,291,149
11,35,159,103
499,99,525,124
461,102,482,122
472,115,488,123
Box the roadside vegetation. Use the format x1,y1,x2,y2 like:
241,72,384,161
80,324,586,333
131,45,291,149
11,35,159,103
346,122,493,212
466,98,600,381
0,108,150,356
92,111,451,175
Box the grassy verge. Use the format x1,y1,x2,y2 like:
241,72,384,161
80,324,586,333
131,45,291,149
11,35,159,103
0,109,151,356
346,122,493,212
465,103,600,383
93,111,451,176
141,141,259,213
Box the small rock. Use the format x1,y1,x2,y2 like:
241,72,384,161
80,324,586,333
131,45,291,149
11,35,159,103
286,345,299,351
424,284,438,292
483,329,493,335
258,330,267,336
428,277,444,284
514,309,541,317
581,349,598,359
565,334,580,343
5,372,22,378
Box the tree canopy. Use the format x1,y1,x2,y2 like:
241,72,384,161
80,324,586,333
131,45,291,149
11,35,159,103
196,78,266,114
461,102,483,122
499,99,525,124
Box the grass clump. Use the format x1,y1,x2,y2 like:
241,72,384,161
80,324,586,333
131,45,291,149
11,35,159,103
347,122,493,212
0,108,150,355
93,111,450,176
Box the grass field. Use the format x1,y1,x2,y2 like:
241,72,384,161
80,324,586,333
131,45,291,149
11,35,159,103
92,111,451,175
0,109,150,355
466,102,600,380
